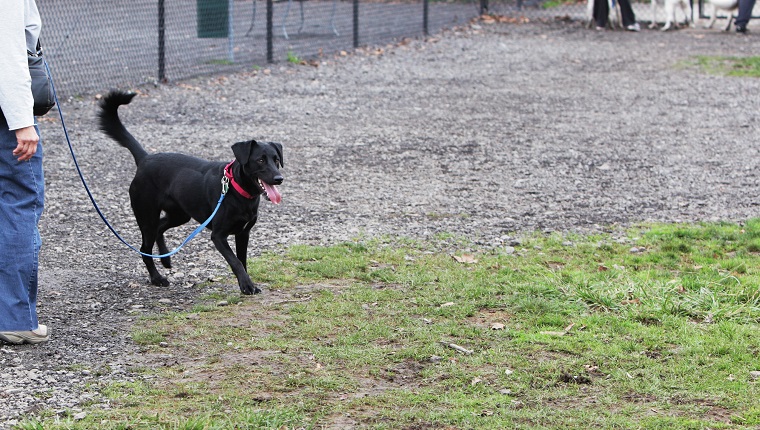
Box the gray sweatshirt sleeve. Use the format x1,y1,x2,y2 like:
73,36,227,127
0,0,42,131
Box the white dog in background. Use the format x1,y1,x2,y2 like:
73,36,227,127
649,0,694,30
703,0,739,30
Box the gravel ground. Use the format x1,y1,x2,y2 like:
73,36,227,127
2,19,759,427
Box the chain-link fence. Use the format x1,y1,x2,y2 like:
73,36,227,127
38,0,745,99
38,0,595,98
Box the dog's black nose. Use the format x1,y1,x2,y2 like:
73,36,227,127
272,175,284,185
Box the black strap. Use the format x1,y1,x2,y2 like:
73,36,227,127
28,39,42,56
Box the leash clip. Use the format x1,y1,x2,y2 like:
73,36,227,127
221,176,230,195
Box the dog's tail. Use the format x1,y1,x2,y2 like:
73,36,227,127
98,90,148,165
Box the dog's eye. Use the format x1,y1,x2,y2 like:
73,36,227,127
257,158,265,164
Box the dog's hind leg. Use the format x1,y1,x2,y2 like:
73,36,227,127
724,13,734,30
155,211,191,268
130,188,169,287
705,4,718,27
137,221,169,286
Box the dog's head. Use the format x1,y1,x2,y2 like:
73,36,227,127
232,140,284,204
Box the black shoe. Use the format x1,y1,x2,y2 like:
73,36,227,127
736,25,747,33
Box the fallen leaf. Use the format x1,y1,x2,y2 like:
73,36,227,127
440,302,455,308
471,377,482,386
584,364,600,373
491,323,505,330
453,254,478,264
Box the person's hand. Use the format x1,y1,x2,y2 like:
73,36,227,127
13,126,39,162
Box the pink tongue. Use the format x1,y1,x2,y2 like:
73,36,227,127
262,182,281,205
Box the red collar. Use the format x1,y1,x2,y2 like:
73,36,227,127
224,161,256,199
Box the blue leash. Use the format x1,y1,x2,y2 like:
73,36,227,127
45,61,228,259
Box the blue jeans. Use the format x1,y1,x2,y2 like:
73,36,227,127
0,114,44,331
735,0,756,27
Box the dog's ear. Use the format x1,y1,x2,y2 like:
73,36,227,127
270,142,283,168
231,140,256,164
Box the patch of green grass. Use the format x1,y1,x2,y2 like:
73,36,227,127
205,59,234,66
30,220,760,429
286,50,302,64
690,55,760,77
542,0,581,8
130,327,167,346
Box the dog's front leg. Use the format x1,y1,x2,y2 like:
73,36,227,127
705,7,718,27
235,231,251,272
211,232,260,295
649,0,659,28
684,2,694,27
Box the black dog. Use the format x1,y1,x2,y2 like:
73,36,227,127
98,90,283,295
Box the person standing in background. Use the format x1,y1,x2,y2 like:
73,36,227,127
593,0,641,31
0,0,50,345
735,0,756,32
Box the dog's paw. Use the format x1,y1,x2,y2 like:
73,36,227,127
160,256,172,269
151,275,170,287
239,280,261,295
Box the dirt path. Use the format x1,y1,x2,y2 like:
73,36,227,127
1,20,759,427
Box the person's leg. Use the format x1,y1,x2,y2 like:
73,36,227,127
618,0,638,27
735,0,756,30
594,0,610,27
0,115,44,332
